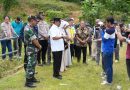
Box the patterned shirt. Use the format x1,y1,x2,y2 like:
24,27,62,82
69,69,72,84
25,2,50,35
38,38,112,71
76,27,89,47
1,22,15,38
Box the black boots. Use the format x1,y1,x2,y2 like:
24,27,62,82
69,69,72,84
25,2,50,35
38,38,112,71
25,78,36,88
25,77,40,88
31,77,40,83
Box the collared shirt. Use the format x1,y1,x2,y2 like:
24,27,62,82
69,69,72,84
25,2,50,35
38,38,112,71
37,21,49,40
11,21,23,36
1,22,15,38
67,26,76,44
49,24,64,52
76,27,89,47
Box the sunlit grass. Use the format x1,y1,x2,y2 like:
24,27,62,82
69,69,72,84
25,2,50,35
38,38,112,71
0,44,129,90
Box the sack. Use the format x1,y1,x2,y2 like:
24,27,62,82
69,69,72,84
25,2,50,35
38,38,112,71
64,40,68,50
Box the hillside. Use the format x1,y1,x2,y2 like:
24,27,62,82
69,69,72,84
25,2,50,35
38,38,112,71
0,0,81,21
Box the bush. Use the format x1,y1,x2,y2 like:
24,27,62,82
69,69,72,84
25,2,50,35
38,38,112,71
61,0,82,3
46,10,69,19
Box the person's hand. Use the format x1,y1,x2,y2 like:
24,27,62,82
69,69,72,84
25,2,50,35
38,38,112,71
63,25,69,30
80,40,86,44
44,36,49,40
39,45,42,50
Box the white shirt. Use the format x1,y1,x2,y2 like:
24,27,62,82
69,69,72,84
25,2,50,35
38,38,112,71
49,24,64,52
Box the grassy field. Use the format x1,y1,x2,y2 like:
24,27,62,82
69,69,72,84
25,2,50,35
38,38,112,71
0,44,129,90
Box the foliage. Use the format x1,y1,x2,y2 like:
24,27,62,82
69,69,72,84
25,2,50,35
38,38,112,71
45,10,69,20
61,0,82,3
81,0,104,25
1,0,18,16
81,0,130,25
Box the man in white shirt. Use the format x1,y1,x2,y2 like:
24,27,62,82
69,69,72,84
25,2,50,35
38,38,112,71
49,18,65,79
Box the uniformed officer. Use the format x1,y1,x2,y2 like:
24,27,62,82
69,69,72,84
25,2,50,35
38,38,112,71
24,16,42,87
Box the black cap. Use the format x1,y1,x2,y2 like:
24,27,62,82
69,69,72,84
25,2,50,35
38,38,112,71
16,16,21,21
53,18,61,22
28,16,37,22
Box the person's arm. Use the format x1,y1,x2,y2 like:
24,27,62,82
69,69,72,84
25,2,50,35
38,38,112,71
52,36,63,40
25,28,42,50
32,39,42,50
116,32,126,41
75,34,84,44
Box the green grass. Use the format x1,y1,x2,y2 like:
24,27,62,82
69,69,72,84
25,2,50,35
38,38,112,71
0,44,129,90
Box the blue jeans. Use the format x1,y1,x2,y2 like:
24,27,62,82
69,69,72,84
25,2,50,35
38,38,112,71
1,40,13,59
102,52,113,83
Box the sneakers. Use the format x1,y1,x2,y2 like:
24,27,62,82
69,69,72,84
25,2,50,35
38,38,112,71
115,60,119,63
101,80,112,85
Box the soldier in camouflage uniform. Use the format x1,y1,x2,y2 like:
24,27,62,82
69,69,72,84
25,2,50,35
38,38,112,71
24,16,42,88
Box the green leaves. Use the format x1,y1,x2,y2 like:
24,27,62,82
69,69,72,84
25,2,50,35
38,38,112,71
2,0,19,15
81,0,130,25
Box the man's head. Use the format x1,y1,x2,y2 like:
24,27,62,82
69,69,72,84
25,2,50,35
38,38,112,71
106,16,114,28
28,16,37,26
96,19,100,26
4,16,10,23
53,18,61,27
80,21,85,28
68,18,74,26
37,12,45,20
15,16,21,23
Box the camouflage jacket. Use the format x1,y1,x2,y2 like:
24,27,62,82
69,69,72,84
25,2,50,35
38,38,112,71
24,24,37,55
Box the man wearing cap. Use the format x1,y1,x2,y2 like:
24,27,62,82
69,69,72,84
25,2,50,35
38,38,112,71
49,18,66,79
24,16,42,87
94,21,103,65
12,17,23,58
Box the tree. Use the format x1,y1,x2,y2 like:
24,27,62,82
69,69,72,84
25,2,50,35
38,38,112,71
81,0,104,25
1,0,18,16
81,0,130,25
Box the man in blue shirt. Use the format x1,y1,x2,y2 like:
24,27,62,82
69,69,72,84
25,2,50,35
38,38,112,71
101,16,115,85
12,17,23,58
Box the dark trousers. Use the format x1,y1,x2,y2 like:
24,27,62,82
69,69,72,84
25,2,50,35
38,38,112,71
74,45,78,57
13,38,22,56
47,43,51,64
1,40,13,59
24,45,27,71
96,46,101,65
70,44,74,58
52,51,62,76
87,41,92,56
114,44,119,60
126,59,130,79
76,46,87,63
102,52,105,72
102,52,113,83
37,40,48,64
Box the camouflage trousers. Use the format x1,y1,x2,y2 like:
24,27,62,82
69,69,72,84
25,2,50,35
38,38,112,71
25,46,37,79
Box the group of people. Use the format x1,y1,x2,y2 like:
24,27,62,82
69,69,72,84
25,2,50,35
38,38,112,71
0,12,130,88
